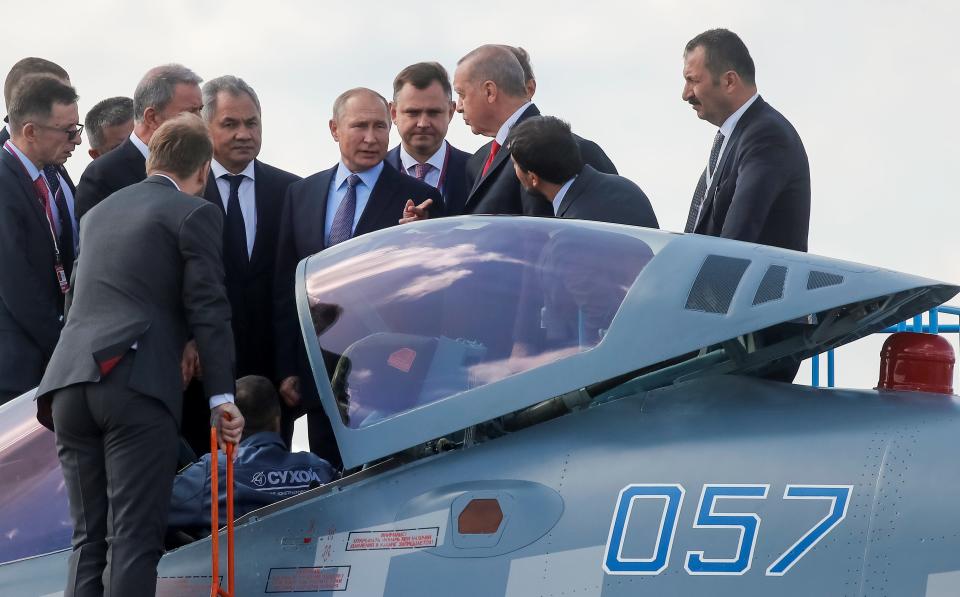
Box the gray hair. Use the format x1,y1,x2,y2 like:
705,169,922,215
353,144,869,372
84,96,133,151
331,87,389,122
201,75,261,122
133,63,202,123
457,45,527,98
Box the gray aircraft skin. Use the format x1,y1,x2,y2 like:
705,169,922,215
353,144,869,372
2,216,959,597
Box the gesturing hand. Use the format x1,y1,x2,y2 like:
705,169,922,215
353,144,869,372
279,376,301,408
399,198,433,224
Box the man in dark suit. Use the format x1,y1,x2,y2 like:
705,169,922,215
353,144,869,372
3,59,81,259
681,28,810,252
84,96,134,159
386,61,470,215
75,63,203,219
36,114,244,597
199,75,300,449
452,45,618,216
0,76,82,405
274,88,441,467
509,115,659,228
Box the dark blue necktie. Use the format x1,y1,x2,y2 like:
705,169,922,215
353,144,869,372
43,165,75,275
684,130,725,233
327,174,361,247
222,174,249,266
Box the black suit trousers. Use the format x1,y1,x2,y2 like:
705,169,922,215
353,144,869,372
52,356,179,597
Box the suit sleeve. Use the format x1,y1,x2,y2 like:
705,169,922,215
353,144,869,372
179,202,236,398
0,202,62,355
273,186,300,382
718,129,794,244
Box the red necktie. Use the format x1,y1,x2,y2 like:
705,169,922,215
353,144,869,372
481,140,501,177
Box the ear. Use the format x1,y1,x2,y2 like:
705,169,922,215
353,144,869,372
526,79,537,99
722,70,740,91
483,80,498,104
142,106,161,130
329,118,339,142
528,171,541,190
88,148,100,160
21,122,38,143
447,100,456,121
197,160,211,188
389,101,398,125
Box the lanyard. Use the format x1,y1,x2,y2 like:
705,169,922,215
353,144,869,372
3,141,70,294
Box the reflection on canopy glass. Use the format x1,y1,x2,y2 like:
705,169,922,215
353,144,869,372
304,218,655,429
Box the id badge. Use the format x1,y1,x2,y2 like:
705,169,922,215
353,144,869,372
55,263,70,294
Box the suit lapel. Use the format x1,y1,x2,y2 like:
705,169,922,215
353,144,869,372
1,149,49,230
466,103,540,202
249,161,271,269
355,163,395,235
695,97,766,231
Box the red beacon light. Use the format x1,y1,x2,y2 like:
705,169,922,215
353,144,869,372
877,332,955,395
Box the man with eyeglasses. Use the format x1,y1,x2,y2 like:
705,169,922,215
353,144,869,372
0,74,83,404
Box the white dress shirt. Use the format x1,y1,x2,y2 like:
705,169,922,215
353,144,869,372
551,176,577,216
129,130,150,159
325,160,384,242
155,173,234,409
399,141,447,191
495,101,533,145
705,92,760,190
212,159,257,257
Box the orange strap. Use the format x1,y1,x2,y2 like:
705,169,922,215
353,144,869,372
210,428,236,597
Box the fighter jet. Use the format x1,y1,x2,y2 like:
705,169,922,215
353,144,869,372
1,216,958,596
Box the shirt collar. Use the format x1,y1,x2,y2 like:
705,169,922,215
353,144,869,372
129,130,150,159
399,140,447,173
3,140,42,181
242,431,287,448
495,101,533,145
335,159,384,190
552,176,577,215
719,92,760,138
212,158,256,181
155,173,182,191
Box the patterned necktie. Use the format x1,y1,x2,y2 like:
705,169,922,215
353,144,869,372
684,130,725,233
222,174,249,265
42,165,75,265
413,163,430,181
327,174,361,247
481,140,501,177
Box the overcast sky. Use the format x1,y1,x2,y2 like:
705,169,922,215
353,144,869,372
3,0,957,420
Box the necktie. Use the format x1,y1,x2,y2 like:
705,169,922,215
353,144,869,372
327,174,361,247
43,166,75,269
481,140,501,177
222,174,249,265
413,163,430,181
684,130,725,233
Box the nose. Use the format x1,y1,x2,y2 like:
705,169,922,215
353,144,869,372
417,113,430,128
455,98,464,113
236,125,251,139
681,82,693,102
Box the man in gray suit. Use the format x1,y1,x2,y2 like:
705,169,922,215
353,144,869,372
36,114,244,597
508,115,659,228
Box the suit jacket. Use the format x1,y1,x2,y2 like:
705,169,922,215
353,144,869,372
0,124,9,146
556,165,659,228
273,162,442,400
463,103,619,216
36,176,235,428
0,148,65,402
75,136,146,219
203,160,301,380
688,96,810,252
384,142,470,216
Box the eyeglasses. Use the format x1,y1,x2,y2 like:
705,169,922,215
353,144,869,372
32,123,84,141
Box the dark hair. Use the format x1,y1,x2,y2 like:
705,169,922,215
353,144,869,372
145,113,212,178
393,62,452,100
507,115,582,184
235,375,281,438
84,96,134,151
685,28,756,85
4,57,69,106
7,75,78,129
505,46,534,84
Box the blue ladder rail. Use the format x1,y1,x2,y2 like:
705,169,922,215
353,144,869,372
810,305,960,387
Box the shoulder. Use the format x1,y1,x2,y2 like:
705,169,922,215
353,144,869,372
447,143,472,164
739,97,802,142
288,164,336,195
256,160,302,186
